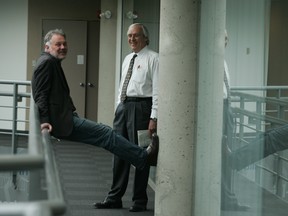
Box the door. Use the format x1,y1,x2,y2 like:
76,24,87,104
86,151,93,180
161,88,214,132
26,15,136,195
86,21,100,121
43,20,87,117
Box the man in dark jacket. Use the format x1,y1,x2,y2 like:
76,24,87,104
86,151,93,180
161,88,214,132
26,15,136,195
32,29,158,172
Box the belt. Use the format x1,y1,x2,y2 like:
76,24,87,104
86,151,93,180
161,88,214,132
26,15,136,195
124,97,152,102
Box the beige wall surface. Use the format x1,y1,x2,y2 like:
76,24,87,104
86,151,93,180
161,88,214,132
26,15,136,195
267,0,288,86
97,0,118,126
27,0,101,82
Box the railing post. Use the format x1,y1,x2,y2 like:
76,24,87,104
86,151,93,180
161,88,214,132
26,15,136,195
11,83,18,154
28,169,47,200
239,96,245,143
275,153,283,197
256,101,262,132
12,83,19,189
275,89,284,197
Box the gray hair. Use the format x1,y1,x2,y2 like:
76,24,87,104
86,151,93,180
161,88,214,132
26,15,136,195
128,23,150,45
44,29,66,45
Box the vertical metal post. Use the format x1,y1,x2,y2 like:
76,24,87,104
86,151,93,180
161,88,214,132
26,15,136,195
11,83,18,153
256,101,262,132
239,97,245,141
12,83,18,189
275,89,283,197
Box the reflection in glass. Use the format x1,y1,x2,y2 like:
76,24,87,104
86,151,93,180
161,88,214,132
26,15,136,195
222,0,288,214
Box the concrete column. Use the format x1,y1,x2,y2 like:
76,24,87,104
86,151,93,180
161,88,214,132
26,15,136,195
156,0,226,216
155,1,200,215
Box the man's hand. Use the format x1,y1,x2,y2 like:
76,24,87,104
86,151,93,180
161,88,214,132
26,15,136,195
41,123,52,133
148,120,157,137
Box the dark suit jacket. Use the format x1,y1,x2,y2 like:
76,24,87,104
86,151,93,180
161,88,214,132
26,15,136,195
32,52,76,137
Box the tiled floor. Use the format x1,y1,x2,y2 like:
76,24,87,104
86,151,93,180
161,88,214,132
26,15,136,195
52,139,155,216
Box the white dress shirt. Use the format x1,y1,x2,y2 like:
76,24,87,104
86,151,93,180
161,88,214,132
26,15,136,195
117,46,159,119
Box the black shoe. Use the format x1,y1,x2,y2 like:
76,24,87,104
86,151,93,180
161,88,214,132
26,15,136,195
146,133,159,166
129,205,147,212
93,200,123,209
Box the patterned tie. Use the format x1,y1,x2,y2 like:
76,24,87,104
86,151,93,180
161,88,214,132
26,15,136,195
120,54,137,102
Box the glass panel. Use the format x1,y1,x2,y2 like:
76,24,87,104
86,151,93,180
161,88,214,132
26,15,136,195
222,0,288,214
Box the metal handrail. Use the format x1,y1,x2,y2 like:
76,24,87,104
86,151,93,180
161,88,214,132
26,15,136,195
0,88,66,215
231,91,288,106
230,86,288,199
0,106,66,215
0,202,51,216
231,86,288,91
42,128,66,212
0,200,65,216
231,107,288,126
0,96,44,171
0,80,31,155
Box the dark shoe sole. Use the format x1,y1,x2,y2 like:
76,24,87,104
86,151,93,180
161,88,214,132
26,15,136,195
129,206,147,212
93,201,122,209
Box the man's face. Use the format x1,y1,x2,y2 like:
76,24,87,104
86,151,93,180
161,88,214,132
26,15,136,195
127,25,147,53
45,34,68,60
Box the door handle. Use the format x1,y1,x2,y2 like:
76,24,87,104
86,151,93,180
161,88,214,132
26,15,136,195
79,82,85,87
88,83,94,87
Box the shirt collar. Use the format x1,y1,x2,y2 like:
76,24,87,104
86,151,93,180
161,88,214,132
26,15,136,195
133,46,148,56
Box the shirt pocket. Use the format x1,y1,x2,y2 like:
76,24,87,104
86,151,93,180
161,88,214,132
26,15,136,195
132,66,148,84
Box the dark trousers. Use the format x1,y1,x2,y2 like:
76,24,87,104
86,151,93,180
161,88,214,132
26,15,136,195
63,113,147,170
106,98,152,207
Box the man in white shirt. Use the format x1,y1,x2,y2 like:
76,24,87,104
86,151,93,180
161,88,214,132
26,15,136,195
94,23,159,212
221,30,250,211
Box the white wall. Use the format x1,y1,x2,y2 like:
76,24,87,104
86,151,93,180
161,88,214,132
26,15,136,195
225,0,270,88
0,0,28,81
0,0,28,130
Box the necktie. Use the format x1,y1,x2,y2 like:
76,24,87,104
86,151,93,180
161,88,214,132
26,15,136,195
120,54,137,102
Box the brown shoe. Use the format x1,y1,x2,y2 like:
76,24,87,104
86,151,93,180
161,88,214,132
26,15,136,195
146,133,159,166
